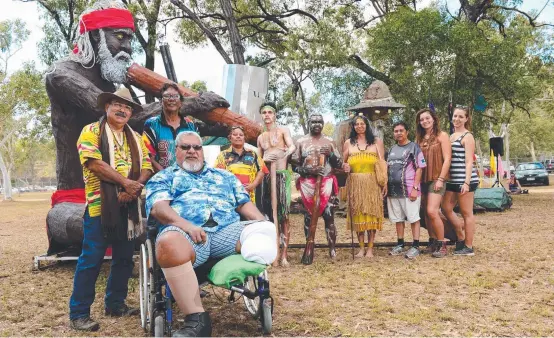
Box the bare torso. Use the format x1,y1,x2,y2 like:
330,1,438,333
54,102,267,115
258,126,292,170
294,135,338,177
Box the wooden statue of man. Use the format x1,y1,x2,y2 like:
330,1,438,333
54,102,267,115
44,0,229,253
257,102,296,267
292,113,345,264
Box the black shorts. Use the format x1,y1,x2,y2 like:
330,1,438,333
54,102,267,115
445,182,478,193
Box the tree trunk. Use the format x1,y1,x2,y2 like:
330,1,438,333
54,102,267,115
530,141,536,162
219,0,245,64
505,124,510,170
298,84,309,134
0,152,13,201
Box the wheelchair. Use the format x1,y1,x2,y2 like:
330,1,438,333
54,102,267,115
138,224,274,337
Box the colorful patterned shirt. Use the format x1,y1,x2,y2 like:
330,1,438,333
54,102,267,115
77,122,153,217
387,141,426,198
145,163,251,232
214,147,268,202
142,114,197,169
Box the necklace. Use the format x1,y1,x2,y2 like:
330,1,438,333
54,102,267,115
112,130,129,162
356,142,369,152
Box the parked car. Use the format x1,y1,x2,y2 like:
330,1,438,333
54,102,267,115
543,159,554,173
515,162,549,186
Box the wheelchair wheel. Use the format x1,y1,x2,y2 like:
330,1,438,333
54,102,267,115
139,243,148,330
260,298,273,334
243,276,261,318
153,312,165,337
146,239,156,335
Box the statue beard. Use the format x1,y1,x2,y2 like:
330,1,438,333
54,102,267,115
182,158,204,173
97,30,131,84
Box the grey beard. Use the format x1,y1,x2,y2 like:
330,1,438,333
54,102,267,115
97,30,130,84
182,159,204,172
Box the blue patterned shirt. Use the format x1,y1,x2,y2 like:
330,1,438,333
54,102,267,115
145,163,251,232
142,114,197,169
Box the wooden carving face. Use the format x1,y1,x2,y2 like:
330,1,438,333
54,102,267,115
94,28,133,59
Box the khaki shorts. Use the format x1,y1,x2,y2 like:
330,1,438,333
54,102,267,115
421,180,446,196
387,196,421,224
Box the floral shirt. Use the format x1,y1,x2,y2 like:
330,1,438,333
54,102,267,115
214,147,268,203
145,163,251,232
77,122,153,217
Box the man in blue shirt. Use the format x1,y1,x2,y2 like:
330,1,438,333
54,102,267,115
146,131,276,337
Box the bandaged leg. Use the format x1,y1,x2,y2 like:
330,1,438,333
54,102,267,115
162,262,204,315
240,221,277,265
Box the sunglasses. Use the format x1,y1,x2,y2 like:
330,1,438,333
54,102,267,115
178,144,202,151
455,104,469,109
163,94,180,100
230,126,244,132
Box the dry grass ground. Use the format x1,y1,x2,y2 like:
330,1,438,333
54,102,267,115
1,187,554,336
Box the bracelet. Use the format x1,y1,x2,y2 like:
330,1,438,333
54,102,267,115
463,182,470,186
437,177,445,182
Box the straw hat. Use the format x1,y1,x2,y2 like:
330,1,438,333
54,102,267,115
97,87,143,113
346,80,405,111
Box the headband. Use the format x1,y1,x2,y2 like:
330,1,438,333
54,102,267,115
260,105,276,113
79,8,135,34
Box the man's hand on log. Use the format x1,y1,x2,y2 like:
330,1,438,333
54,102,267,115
198,91,230,109
263,153,279,163
123,179,144,197
306,166,325,177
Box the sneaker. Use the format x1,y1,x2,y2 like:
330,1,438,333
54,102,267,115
432,241,447,258
404,247,420,259
454,245,475,256
455,240,465,251
389,245,404,256
422,238,436,254
70,316,100,331
105,303,139,317
173,312,212,337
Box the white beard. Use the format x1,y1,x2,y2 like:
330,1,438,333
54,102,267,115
97,29,131,84
182,159,204,173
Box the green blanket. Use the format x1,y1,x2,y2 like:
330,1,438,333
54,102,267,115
207,254,267,289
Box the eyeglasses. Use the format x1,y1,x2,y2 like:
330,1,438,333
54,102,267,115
163,94,180,100
230,126,244,132
111,102,132,112
178,144,202,151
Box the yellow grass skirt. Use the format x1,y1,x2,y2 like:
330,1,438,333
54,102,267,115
345,173,384,232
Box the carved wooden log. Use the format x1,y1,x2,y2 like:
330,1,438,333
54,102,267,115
127,63,262,144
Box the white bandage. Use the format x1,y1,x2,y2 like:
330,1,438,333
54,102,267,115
240,221,277,265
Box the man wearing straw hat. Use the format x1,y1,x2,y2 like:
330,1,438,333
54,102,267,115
69,88,153,331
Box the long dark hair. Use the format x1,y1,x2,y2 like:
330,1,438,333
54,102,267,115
349,114,375,145
415,108,441,143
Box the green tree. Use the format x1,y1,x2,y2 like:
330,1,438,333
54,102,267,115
0,62,50,200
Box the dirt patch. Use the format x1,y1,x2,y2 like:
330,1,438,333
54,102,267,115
1,189,554,336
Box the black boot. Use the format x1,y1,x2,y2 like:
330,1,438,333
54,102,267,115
173,312,212,337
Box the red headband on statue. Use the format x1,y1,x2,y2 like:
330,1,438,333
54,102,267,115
79,8,135,34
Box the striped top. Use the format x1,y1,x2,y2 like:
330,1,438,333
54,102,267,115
448,132,478,184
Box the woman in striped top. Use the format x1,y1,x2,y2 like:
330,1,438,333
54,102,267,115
441,106,479,256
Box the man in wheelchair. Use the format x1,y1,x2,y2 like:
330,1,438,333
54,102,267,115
145,131,277,337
